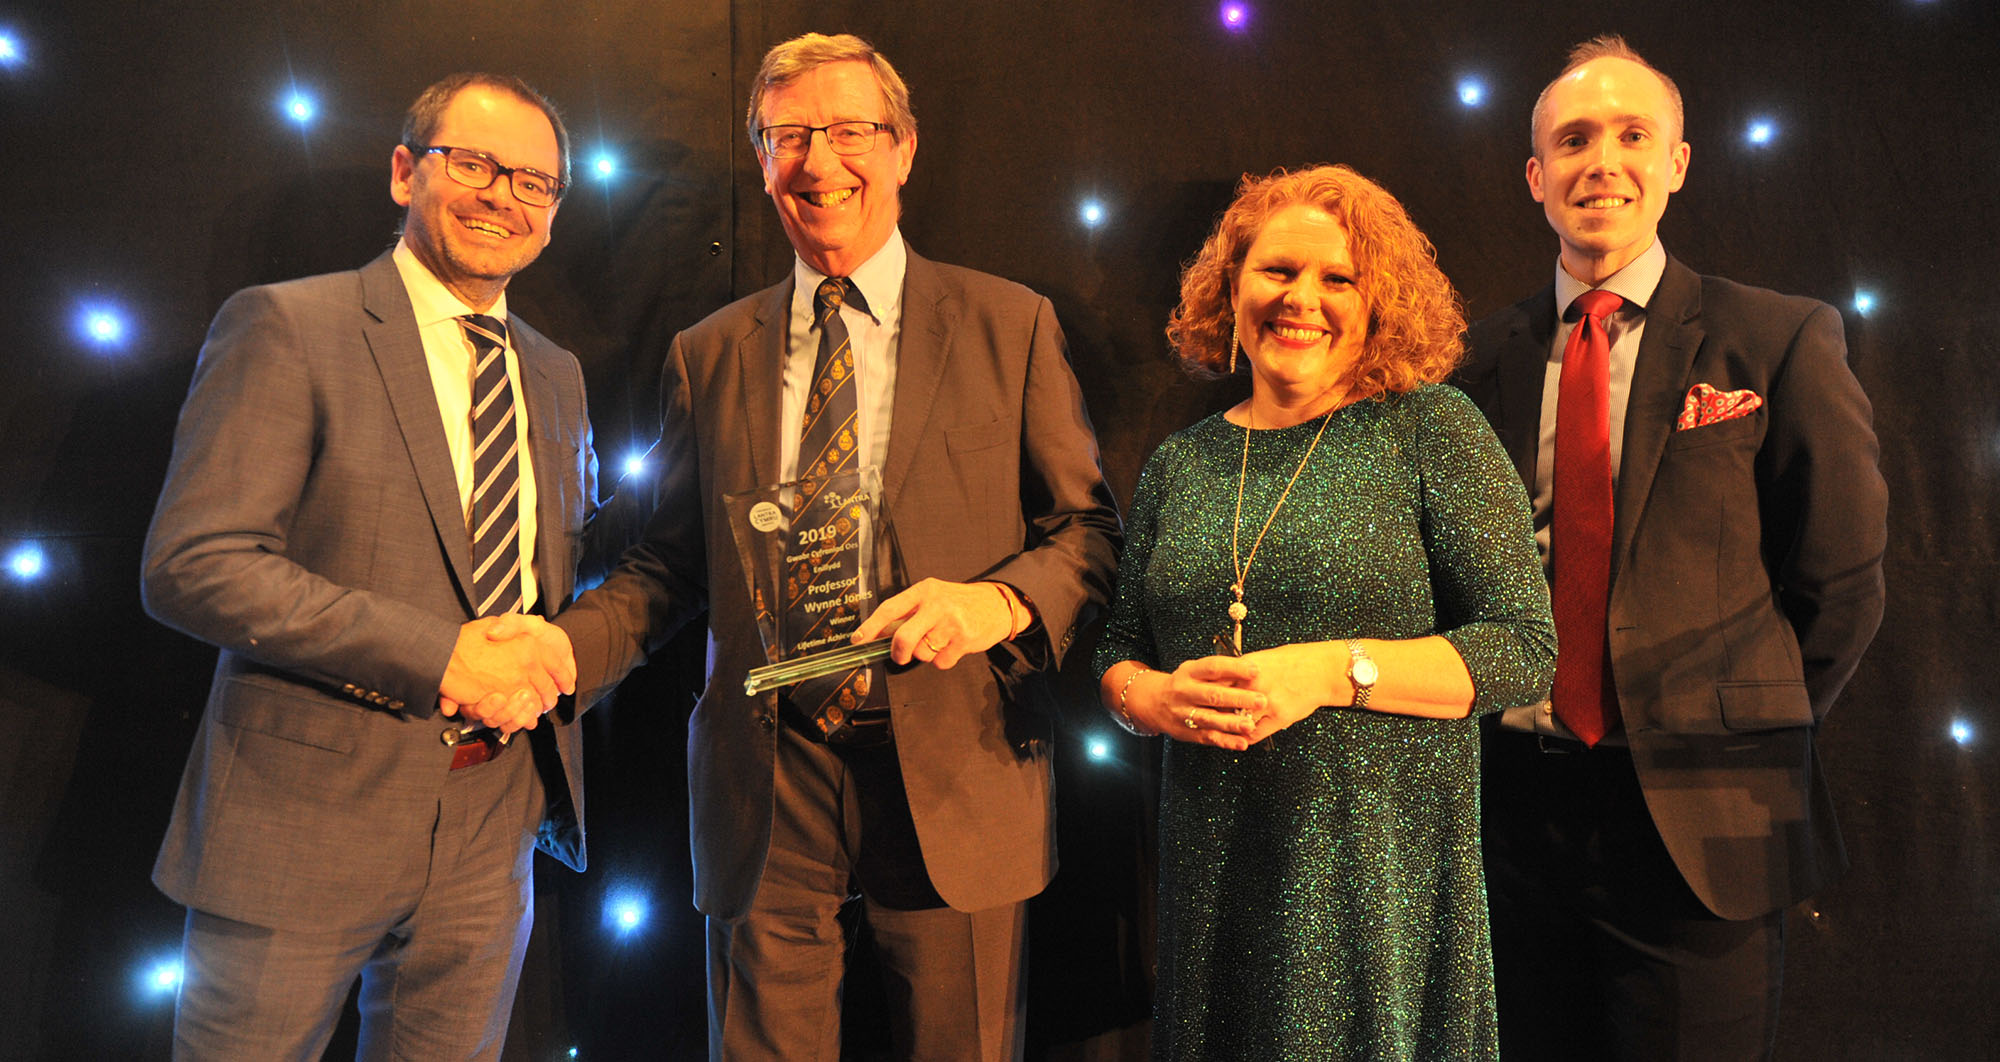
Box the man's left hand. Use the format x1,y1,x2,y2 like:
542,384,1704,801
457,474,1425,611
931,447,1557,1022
852,578,1016,670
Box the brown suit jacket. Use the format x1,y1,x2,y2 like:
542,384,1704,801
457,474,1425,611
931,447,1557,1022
557,247,1120,917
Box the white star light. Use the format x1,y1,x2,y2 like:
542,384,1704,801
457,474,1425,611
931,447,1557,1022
604,888,650,936
77,303,130,348
6,543,46,580
136,956,183,999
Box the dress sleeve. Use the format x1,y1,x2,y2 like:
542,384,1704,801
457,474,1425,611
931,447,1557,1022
1415,387,1557,715
1093,437,1176,681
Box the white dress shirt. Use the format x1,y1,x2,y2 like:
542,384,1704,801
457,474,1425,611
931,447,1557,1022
392,240,541,611
778,230,907,482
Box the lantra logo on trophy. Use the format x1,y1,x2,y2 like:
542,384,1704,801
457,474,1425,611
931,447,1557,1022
726,465,896,699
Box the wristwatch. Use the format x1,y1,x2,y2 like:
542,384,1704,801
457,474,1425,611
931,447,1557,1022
1344,639,1377,709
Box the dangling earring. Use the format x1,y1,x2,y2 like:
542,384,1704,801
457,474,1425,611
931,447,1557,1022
1229,321,1240,375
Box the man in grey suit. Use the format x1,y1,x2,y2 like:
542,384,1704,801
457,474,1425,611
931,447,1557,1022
550,32,1119,1061
1454,36,1888,1059
143,73,594,1059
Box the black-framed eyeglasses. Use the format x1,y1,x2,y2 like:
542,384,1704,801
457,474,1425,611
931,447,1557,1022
411,145,566,207
755,122,894,159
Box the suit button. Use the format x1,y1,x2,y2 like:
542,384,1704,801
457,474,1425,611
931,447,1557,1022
757,712,776,732
389,700,405,711
342,683,358,694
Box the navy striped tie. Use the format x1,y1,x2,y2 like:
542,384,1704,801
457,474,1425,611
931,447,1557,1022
461,314,523,617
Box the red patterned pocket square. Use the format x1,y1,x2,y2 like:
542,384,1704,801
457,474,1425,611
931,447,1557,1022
1676,383,1764,430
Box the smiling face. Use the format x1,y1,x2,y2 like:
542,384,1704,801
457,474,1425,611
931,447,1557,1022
391,84,561,311
1232,202,1370,408
755,60,916,277
1527,56,1690,285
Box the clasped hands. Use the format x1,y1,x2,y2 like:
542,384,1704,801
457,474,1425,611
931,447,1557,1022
438,614,576,735
1120,644,1335,751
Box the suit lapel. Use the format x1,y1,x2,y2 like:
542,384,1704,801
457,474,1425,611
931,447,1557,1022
740,280,791,490
882,250,953,510
1495,285,1558,486
1613,257,1704,580
358,253,479,606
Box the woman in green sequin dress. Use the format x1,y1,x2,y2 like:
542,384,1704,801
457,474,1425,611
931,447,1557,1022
1096,166,1555,1061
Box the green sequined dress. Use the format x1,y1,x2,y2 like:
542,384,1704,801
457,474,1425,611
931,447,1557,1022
1096,385,1555,1061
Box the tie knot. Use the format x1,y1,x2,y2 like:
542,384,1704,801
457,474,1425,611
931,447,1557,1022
1572,289,1623,324
815,277,870,321
816,277,849,312
459,314,508,350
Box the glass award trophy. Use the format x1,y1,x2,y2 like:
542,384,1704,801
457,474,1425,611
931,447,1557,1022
725,466,894,697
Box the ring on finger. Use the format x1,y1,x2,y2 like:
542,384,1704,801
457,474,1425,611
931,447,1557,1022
1183,711,1199,730
923,636,944,653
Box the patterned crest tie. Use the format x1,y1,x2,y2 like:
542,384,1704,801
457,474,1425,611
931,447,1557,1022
1550,289,1624,745
461,313,523,618
787,277,891,744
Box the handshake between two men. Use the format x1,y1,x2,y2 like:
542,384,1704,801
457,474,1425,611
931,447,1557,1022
433,574,1031,733
439,614,576,735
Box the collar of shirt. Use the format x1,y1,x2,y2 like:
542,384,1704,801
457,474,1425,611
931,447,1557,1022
391,239,540,611
780,229,908,483
1539,236,1672,484
393,239,511,327
1553,236,1666,323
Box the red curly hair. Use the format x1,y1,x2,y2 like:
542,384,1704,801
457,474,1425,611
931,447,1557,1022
1166,165,1467,401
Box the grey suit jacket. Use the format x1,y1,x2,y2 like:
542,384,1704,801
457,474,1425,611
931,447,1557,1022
1457,255,1888,919
143,252,598,931
557,247,1120,918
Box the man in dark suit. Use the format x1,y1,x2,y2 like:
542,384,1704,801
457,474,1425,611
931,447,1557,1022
550,32,1119,1061
1455,35,1888,1060
143,73,595,1058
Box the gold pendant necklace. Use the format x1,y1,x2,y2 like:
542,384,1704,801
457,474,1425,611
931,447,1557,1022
1228,406,1336,653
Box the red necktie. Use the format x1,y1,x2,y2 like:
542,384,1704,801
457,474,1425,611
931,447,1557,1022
1551,289,1623,746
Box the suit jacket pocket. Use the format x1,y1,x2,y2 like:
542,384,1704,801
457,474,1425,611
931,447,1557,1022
1665,409,1762,452
945,417,1011,455
211,675,361,754
1716,680,1814,732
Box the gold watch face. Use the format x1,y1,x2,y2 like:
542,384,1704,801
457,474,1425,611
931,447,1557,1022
1351,657,1378,687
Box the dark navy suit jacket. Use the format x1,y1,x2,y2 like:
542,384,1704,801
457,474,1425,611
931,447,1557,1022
1457,255,1887,919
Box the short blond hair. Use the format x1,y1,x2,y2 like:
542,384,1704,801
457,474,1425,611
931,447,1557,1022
1530,34,1684,151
